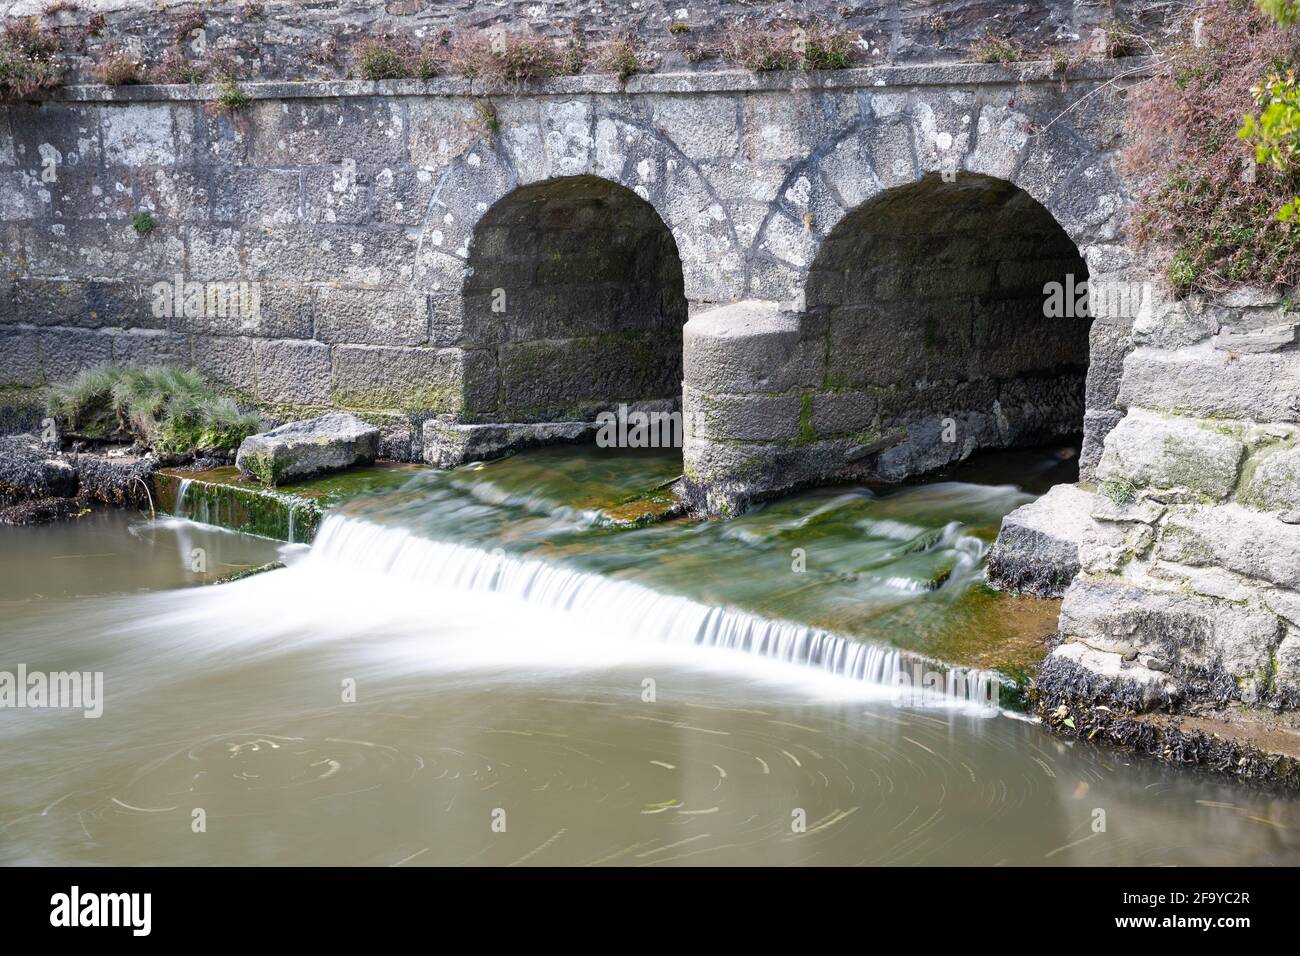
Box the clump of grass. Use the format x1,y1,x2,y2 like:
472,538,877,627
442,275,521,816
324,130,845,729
1100,477,1138,506
212,77,251,112
352,36,442,81
240,1,265,21
1087,18,1144,59
355,36,410,80
87,13,104,37
154,46,208,84
91,49,144,86
131,211,155,235
1123,0,1300,293
409,43,442,80
969,31,1021,64
469,97,501,144
48,365,258,457
669,21,690,35
42,1,80,15
446,30,575,82
720,22,858,72
594,33,645,82
0,17,64,100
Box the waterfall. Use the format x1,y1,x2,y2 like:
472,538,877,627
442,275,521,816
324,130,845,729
174,478,192,519
303,515,1002,709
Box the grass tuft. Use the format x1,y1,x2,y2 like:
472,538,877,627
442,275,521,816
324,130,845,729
969,31,1021,64
92,50,144,86
49,365,258,457
720,21,858,72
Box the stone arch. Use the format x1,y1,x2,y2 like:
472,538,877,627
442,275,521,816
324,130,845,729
421,100,744,309
458,173,688,430
802,170,1092,480
681,166,1097,514
747,94,1125,305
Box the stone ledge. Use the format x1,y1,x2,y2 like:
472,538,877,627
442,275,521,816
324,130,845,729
423,418,593,468
45,58,1158,104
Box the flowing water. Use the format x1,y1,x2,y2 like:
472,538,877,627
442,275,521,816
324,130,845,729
2,446,1299,865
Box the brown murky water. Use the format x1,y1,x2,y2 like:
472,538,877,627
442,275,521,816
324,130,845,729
2,449,1299,865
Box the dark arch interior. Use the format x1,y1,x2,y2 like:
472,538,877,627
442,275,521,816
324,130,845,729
463,175,688,424
805,173,1091,478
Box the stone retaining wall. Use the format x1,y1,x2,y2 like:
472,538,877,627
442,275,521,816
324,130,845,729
989,285,1300,707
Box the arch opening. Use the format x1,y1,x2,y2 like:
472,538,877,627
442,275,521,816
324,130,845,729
805,172,1091,480
463,175,689,432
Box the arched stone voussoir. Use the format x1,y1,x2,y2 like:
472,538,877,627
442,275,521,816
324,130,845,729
1040,154,1130,249
591,110,744,302
906,90,978,178
452,104,743,304
421,145,520,269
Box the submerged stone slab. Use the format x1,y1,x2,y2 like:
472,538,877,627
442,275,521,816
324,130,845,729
1096,409,1244,500
986,483,1099,597
236,413,380,486
423,418,592,468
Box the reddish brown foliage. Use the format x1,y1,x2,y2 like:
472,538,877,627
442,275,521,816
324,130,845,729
1122,0,1300,292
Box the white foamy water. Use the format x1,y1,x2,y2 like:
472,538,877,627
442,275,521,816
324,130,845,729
278,515,1003,709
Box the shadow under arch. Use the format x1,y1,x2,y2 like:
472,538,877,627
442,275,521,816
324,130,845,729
462,175,688,430
804,171,1092,481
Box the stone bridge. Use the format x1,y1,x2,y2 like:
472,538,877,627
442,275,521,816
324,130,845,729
0,59,1141,512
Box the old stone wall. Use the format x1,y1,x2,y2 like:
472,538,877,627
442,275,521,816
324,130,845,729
0,59,1138,467
5,0,1177,82
1038,286,1300,707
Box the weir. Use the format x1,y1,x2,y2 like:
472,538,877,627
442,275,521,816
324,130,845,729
303,512,1003,707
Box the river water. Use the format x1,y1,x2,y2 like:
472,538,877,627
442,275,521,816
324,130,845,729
2,446,1299,865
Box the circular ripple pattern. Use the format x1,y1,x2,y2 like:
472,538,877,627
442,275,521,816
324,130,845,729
6,681,1300,866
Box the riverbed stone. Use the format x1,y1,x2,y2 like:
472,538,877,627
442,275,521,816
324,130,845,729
236,412,380,485
987,483,1099,597
1096,409,1245,500
1059,575,1283,686
1038,641,1182,712
0,435,77,498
